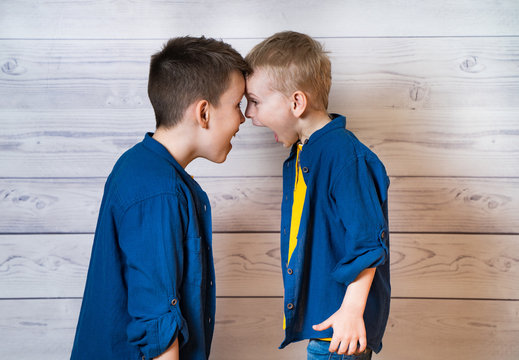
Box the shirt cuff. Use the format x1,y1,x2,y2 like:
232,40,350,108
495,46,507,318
127,308,189,359
330,229,388,285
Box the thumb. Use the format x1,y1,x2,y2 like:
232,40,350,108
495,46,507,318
312,317,333,331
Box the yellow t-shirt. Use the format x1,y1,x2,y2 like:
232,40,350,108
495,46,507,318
283,144,330,341
288,144,306,265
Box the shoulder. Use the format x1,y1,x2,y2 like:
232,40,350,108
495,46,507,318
312,127,389,188
106,143,185,210
311,125,380,167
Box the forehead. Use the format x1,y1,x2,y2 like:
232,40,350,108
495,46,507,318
223,71,245,97
246,68,276,94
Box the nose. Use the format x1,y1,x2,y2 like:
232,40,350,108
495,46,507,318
245,103,264,127
244,102,252,119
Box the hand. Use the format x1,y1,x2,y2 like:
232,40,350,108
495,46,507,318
312,306,367,355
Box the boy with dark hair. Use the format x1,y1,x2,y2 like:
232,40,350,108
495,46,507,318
72,36,249,360
245,31,390,360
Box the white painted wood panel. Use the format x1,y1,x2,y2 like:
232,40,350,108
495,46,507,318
2,37,517,178
1,233,518,300
0,298,517,359
1,108,518,178
1,177,518,233
2,38,518,111
1,1,517,358
1,0,518,39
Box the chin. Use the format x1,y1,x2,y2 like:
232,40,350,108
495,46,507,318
214,151,229,164
282,140,296,148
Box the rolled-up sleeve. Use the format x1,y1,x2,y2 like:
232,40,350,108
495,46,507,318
330,155,390,286
118,193,189,359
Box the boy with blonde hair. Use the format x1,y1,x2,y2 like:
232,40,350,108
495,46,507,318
72,36,249,360
245,31,390,359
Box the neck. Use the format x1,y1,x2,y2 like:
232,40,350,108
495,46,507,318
297,110,331,144
152,123,197,168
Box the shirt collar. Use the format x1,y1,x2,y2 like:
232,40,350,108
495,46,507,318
290,113,346,155
307,113,346,144
141,132,192,179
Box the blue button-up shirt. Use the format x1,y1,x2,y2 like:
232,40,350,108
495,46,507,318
280,114,390,353
72,133,215,360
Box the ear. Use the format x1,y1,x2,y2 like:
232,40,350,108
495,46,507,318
291,91,307,118
195,100,210,129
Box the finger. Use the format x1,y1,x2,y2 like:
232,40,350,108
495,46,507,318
337,338,349,355
328,337,341,353
346,339,358,356
357,336,367,354
312,319,332,331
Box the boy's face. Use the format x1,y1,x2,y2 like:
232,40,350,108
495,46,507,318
245,68,299,148
205,71,246,163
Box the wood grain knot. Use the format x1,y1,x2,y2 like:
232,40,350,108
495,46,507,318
1,58,26,75
0,189,55,210
459,56,485,73
486,256,515,272
455,188,510,210
409,83,428,102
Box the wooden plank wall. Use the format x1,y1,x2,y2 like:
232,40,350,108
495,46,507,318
1,1,518,358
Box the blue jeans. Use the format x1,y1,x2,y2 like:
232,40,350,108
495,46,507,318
307,339,373,360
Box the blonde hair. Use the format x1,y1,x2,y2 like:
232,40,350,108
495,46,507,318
245,31,331,110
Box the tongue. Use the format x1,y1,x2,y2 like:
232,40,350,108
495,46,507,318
274,133,279,142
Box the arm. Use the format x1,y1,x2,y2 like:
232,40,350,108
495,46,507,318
119,194,188,359
154,338,179,360
313,267,376,355
316,156,389,354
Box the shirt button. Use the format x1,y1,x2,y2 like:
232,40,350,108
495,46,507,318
302,167,309,173
287,303,294,310
210,280,213,286
287,268,293,275
203,204,207,211
171,298,178,306
208,317,212,323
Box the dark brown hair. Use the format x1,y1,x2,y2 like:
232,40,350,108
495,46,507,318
148,36,250,128
246,31,331,111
